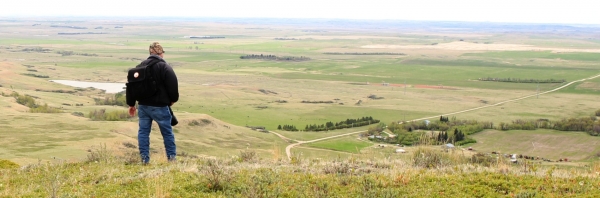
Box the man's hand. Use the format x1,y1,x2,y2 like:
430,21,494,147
128,106,136,117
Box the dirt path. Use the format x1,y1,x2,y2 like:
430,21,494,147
272,73,600,160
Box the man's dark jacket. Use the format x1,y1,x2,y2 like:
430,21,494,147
126,55,179,107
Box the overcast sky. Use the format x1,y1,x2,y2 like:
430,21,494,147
3,0,598,24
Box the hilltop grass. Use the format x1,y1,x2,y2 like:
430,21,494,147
2,151,600,197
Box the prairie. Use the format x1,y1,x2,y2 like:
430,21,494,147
0,18,599,164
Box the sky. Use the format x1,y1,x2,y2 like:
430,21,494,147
3,0,599,24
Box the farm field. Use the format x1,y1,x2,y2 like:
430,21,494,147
470,129,600,161
0,17,599,164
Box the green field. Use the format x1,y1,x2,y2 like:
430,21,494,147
304,136,373,153
470,129,600,161
1,18,600,164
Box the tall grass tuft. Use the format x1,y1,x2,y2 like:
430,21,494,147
238,149,258,163
200,159,233,192
86,144,113,163
412,134,467,168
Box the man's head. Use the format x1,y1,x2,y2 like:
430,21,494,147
149,42,165,57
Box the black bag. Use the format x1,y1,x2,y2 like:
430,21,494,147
169,106,178,126
126,59,161,101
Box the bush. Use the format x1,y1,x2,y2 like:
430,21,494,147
0,159,20,169
88,109,130,121
469,153,498,167
71,112,85,117
94,91,127,107
412,147,465,168
86,144,113,163
238,150,257,162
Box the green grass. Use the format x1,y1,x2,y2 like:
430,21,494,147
305,136,373,153
2,152,600,197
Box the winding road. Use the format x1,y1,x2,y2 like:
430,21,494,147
271,74,600,160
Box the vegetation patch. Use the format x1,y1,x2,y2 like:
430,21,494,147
88,109,130,121
479,77,565,83
94,92,127,107
324,52,405,55
0,159,20,169
258,89,277,94
8,92,62,113
21,47,51,53
56,50,98,56
21,73,49,78
240,54,310,61
279,116,380,132
35,89,76,94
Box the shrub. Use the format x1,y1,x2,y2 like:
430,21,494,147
200,159,233,192
238,149,257,163
0,159,19,169
94,91,127,107
412,146,465,168
71,112,85,117
469,153,498,167
86,144,113,163
88,109,130,121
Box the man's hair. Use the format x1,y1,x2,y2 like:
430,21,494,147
149,42,165,55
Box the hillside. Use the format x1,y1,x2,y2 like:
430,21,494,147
1,146,600,197
0,64,288,164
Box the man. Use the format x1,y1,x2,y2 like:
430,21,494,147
127,42,179,164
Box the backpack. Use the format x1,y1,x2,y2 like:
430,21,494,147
126,59,162,101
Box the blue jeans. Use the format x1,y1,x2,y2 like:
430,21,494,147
137,105,176,163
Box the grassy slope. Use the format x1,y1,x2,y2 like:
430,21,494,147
1,152,600,197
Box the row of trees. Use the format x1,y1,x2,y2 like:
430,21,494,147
278,116,380,132
240,54,310,61
277,125,298,131
22,73,49,78
22,47,51,53
323,52,406,55
385,109,600,146
389,118,494,136
437,129,466,142
498,117,600,136
301,100,334,104
478,77,565,83
56,50,98,57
